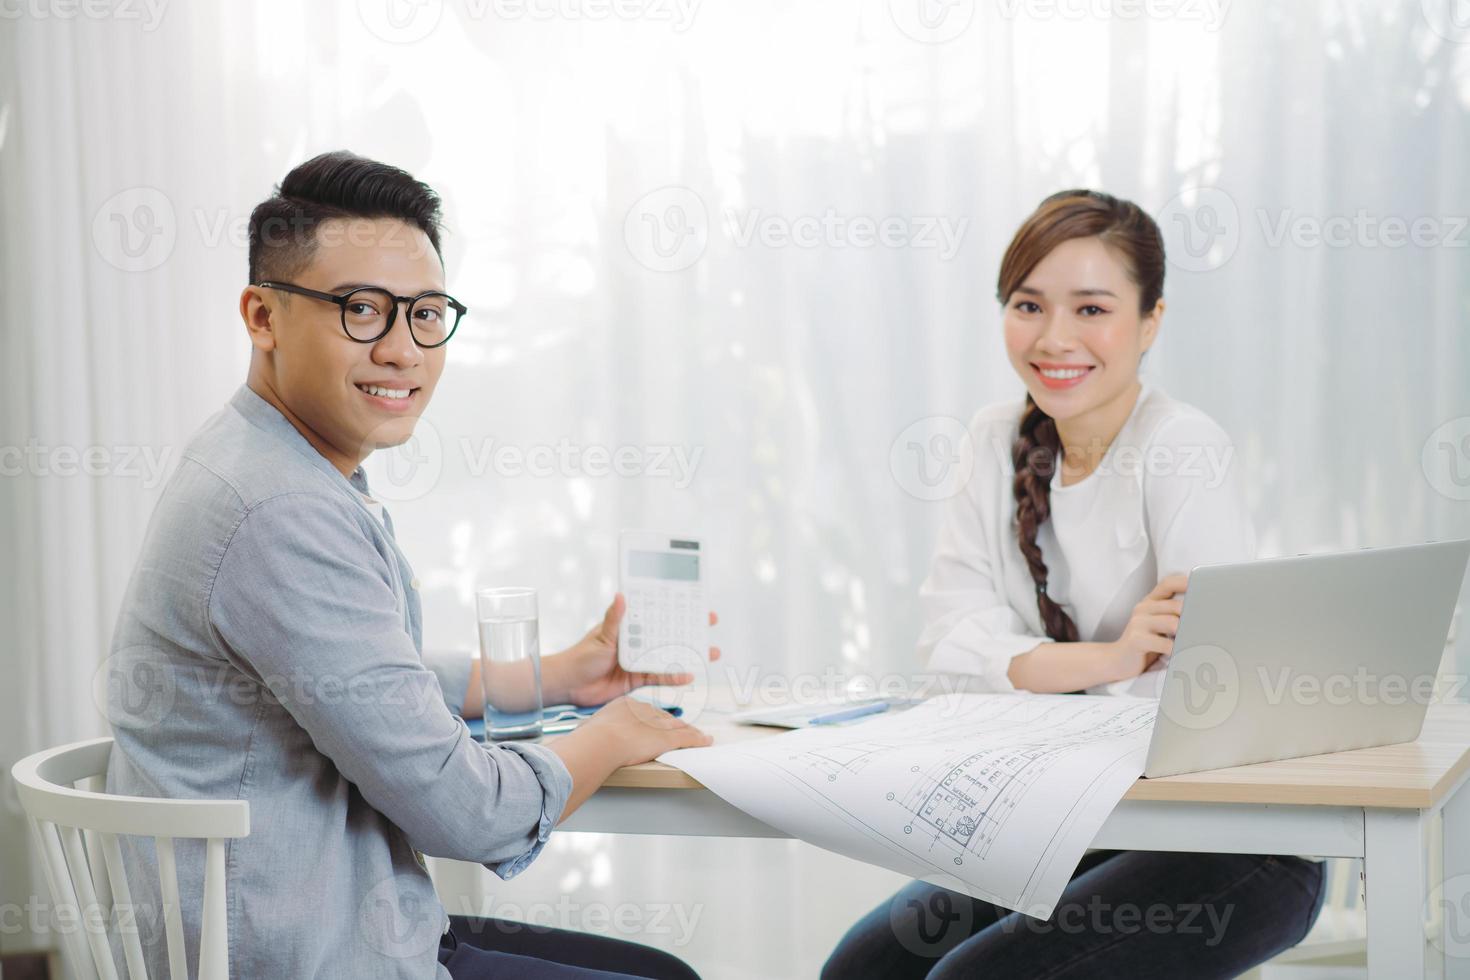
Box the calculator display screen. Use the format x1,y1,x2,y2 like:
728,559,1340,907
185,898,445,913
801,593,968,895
629,550,699,582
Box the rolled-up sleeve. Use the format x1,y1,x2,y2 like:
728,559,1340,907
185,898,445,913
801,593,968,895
206,491,571,876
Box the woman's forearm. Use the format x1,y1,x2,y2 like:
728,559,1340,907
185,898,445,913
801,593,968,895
1006,641,1124,693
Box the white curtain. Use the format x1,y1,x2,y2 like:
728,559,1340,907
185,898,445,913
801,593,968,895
3,1,1469,976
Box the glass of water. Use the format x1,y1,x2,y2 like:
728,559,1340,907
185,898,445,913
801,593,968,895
476,587,543,741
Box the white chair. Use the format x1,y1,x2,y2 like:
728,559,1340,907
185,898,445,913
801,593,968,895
10,737,250,980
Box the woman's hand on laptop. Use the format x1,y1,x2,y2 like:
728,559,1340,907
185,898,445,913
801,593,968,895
542,593,721,707
1109,572,1188,681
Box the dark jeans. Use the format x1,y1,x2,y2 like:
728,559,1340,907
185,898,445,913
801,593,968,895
821,850,1327,979
439,914,701,979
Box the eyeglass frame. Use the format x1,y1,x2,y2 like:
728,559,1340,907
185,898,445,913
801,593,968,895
253,280,468,349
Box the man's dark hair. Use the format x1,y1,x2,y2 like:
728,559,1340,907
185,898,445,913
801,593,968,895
247,150,444,284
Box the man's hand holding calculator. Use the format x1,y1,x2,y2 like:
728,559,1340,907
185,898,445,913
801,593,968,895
543,530,720,820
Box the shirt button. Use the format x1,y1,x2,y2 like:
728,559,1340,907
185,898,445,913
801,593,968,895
410,577,421,590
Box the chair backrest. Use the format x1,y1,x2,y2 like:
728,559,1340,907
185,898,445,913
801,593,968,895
10,738,250,980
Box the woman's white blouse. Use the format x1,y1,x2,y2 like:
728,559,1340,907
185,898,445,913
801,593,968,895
918,381,1256,696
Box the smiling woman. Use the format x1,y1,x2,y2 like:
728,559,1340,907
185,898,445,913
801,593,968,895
818,192,1325,978
1000,190,1167,638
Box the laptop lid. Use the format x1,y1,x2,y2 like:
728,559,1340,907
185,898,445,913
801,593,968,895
1143,539,1470,779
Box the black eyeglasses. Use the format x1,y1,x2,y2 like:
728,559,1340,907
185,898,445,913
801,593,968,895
255,281,467,349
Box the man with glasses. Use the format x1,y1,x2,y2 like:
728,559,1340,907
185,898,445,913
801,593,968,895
105,151,713,979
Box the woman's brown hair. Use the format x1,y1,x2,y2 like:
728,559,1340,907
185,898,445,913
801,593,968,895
996,189,1165,642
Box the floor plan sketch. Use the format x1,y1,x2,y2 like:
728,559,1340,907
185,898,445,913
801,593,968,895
662,694,1156,917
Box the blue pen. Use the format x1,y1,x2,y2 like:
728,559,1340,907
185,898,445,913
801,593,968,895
808,700,891,726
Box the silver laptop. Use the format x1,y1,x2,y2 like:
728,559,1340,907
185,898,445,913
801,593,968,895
1143,539,1470,778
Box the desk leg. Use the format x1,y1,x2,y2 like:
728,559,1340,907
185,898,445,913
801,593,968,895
1443,779,1470,979
1365,808,1430,978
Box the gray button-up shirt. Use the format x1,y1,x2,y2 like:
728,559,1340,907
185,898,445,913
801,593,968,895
105,385,573,978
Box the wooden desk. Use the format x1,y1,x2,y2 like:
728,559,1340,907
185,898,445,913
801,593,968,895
561,702,1470,979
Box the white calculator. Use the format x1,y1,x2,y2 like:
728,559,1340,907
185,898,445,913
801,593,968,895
618,531,708,673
